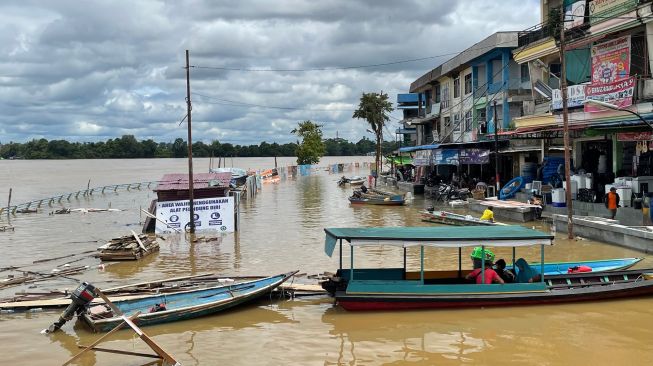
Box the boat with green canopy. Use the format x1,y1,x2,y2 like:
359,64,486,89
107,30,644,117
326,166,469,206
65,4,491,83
320,226,653,311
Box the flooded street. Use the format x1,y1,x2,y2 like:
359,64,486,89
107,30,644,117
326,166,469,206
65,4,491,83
1,158,653,365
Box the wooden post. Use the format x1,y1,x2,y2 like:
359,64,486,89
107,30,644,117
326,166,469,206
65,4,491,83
559,7,574,239
494,101,500,193
186,49,196,234
7,188,11,221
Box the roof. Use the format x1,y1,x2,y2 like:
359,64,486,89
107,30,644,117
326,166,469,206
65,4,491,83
410,32,519,92
154,173,232,191
399,144,440,152
324,226,554,257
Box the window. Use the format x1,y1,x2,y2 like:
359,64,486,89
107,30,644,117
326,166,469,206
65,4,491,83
434,84,441,103
464,110,473,131
453,113,461,131
453,76,460,98
521,63,530,83
464,74,472,95
442,84,450,109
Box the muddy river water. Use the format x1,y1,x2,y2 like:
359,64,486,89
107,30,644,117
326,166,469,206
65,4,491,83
1,157,653,365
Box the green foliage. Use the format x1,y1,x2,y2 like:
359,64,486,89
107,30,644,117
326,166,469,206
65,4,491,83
0,135,386,159
291,120,326,165
352,92,394,175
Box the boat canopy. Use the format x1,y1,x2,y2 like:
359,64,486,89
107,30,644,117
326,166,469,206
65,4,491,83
324,226,554,257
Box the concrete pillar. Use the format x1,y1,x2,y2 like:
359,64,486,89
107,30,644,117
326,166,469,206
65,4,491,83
502,50,510,129
472,65,479,130
647,23,653,77
613,135,622,174
486,60,494,133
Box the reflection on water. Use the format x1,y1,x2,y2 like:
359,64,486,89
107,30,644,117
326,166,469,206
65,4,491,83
2,157,653,365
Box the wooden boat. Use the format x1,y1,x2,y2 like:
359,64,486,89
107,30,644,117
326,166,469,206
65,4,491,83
520,257,643,275
421,210,504,226
320,226,653,311
349,195,404,206
337,176,365,187
80,271,297,332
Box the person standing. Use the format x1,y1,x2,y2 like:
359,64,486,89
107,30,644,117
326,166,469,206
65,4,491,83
604,187,620,220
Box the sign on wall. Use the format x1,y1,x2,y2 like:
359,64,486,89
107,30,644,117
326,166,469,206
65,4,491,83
156,197,235,234
433,149,459,165
589,0,638,24
584,76,635,112
552,84,587,110
591,36,630,85
459,149,490,164
565,1,586,30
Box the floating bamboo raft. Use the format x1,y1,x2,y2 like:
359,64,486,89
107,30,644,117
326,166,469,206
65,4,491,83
97,233,159,261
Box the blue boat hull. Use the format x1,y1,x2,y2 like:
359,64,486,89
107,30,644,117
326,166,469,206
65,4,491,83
81,272,296,332
510,257,643,276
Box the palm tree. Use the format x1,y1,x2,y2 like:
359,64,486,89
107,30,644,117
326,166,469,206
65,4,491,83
353,92,393,185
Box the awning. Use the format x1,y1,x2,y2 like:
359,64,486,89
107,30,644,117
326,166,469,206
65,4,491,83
513,38,559,64
324,226,554,257
398,144,440,152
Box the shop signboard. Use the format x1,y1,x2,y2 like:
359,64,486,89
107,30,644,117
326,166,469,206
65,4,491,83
156,197,235,234
617,132,653,141
589,0,638,24
584,76,635,112
413,149,432,166
551,84,586,110
565,1,586,30
433,149,459,165
459,149,490,164
590,36,630,85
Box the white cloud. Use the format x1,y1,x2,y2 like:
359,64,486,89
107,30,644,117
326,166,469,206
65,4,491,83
0,0,540,144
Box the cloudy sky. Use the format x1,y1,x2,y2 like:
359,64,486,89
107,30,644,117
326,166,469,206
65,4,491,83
0,0,540,145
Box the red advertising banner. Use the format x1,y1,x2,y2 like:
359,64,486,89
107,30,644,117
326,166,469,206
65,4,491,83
591,36,630,84
584,77,635,112
617,132,653,141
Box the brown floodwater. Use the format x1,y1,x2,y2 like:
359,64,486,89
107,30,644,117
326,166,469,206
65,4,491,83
1,158,653,365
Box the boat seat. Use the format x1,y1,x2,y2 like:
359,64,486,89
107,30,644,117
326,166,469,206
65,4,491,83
405,270,473,281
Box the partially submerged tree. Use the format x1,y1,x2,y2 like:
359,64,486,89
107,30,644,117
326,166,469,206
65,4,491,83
291,120,326,165
353,92,393,183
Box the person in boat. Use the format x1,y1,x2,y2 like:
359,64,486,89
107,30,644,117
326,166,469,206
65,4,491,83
466,260,505,284
514,258,542,283
470,246,495,269
494,259,515,283
360,185,368,194
480,206,494,222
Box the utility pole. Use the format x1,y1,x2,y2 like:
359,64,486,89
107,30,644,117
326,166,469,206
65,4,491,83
185,50,196,234
559,8,574,239
493,100,500,194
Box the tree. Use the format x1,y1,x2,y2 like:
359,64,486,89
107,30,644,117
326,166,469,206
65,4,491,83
353,92,393,184
291,120,325,165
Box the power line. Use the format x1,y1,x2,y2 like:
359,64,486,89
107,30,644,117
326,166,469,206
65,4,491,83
188,37,536,73
192,92,355,112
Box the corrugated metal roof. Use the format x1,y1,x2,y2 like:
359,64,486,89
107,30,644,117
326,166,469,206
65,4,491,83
154,172,232,191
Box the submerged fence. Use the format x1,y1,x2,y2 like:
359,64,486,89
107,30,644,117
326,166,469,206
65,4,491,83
1,181,160,215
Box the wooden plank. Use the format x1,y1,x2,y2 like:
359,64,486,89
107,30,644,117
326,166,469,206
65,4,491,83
131,230,148,252
77,345,161,359
122,315,179,365
62,312,141,366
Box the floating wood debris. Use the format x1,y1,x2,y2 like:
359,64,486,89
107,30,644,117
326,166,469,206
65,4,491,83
97,232,159,261
0,225,14,232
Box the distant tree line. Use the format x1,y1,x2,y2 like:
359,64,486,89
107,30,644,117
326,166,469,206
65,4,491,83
0,135,399,159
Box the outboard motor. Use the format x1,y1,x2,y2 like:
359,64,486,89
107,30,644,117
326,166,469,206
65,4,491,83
44,282,96,334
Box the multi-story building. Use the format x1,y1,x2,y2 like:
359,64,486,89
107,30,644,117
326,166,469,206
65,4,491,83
514,0,653,199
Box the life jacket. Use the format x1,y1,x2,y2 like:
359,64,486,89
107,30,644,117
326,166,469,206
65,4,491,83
567,265,592,274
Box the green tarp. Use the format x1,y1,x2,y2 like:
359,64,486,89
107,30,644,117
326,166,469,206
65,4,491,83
324,226,554,257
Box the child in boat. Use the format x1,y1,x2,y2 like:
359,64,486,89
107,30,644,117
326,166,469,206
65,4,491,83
480,206,494,222
494,259,515,283
466,261,505,284
515,258,541,283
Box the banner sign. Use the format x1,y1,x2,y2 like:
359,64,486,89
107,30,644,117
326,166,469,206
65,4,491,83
591,36,630,84
156,197,235,234
589,0,637,24
584,76,635,112
433,149,459,165
565,1,586,30
617,132,653,141
413,150,432,166
460,149,490,164
552,84,586,110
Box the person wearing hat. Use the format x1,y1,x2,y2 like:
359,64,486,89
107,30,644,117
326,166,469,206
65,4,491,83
466,259,504,284
604,187,620,220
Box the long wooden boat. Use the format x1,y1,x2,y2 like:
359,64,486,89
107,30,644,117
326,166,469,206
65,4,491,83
348,196,405,206
80,271,296,332
421,210,504,226
320,226,653,311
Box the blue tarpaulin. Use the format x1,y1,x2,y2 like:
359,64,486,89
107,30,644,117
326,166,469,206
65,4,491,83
398,144,440,153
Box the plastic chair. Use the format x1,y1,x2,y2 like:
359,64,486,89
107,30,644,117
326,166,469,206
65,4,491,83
532,180,542,195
